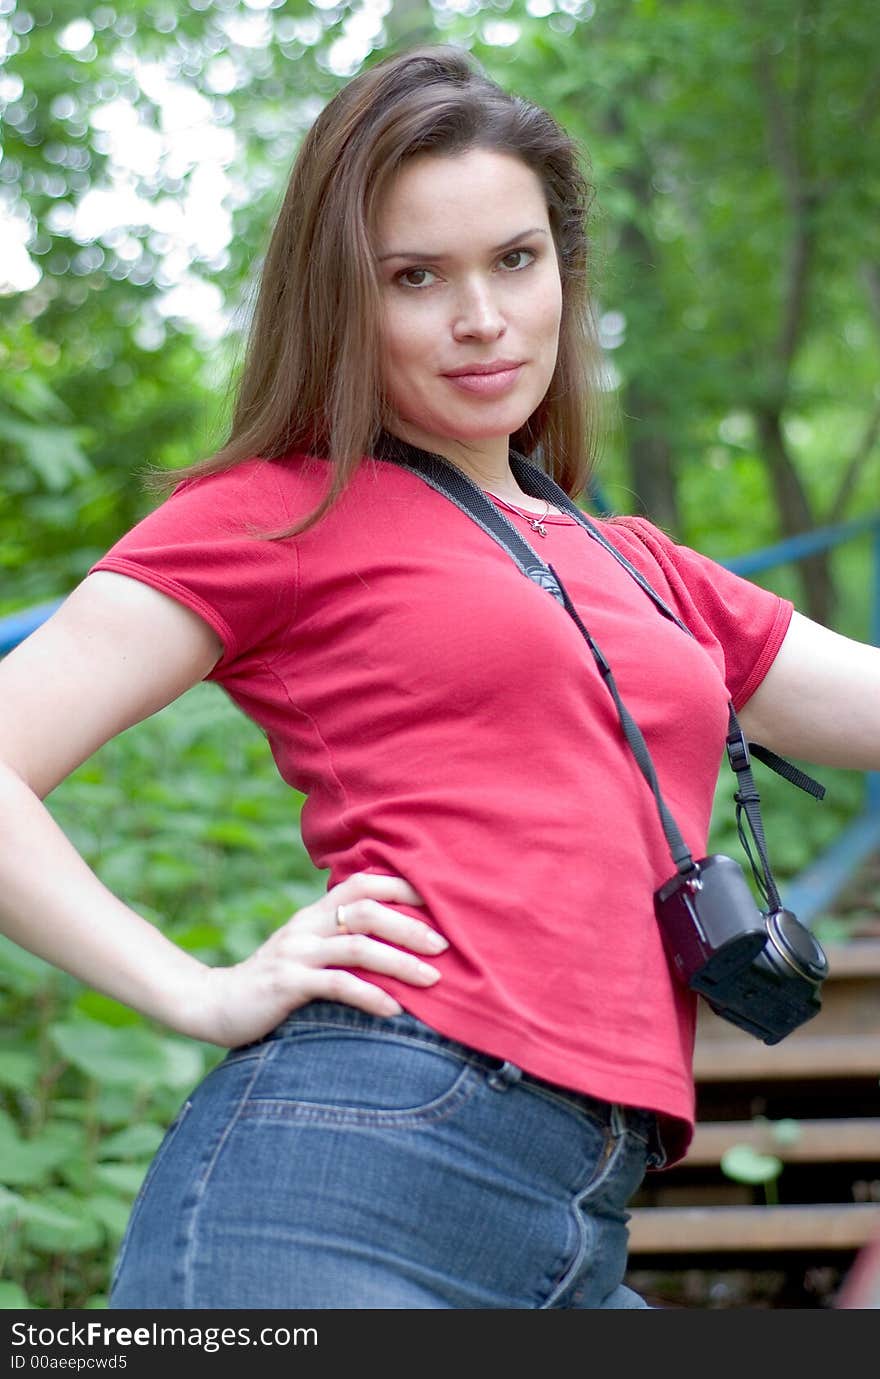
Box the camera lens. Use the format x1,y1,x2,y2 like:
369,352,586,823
766,909,828,984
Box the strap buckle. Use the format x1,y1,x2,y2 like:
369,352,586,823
726,726,751,774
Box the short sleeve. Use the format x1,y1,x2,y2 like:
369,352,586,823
89,459,299,678
606,516,794,710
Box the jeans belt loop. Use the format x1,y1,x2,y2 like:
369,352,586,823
486,1060,523,1092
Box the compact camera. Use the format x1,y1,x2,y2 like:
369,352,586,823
655,854,828,1044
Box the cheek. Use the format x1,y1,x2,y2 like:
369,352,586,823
519,264,562,350
543,276,564,337
530,288,562,370
381,308,438,390
379,313,410,397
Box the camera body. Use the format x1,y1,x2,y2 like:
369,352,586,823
655,854,828,1045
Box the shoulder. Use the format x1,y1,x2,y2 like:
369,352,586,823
164,454,329,534
595,513,678,558
90,456,336,672
161,452,421,535
594,513,751,596
593,511,793,705
591,513,692,590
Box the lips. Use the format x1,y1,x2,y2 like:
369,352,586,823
442,360,524,377
441,361,525,397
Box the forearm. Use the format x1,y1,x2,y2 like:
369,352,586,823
0,762,209,1038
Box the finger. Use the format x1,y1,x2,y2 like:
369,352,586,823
301,969,403,1018
330,873,426,907
317,932,442,986
332,898,448,953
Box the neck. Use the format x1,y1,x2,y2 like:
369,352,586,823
383,424,516,496
378,427,559,516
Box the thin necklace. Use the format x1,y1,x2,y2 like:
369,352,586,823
487,491,553,537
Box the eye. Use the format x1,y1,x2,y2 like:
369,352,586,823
395,267,437,289
498,248,535,271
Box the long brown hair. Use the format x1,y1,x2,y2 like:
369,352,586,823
160,45,605,535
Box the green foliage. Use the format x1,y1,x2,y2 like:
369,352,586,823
720,1119,803,1206
1,0,877,1309
3,2,878,615
709,756,866,890
0,685,321,1308
467,0,880,599
720,1144,784,1205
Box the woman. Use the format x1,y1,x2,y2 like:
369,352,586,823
1,45,878,1311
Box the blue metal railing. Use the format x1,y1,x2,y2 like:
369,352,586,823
0,599,64,656
2,511,879,926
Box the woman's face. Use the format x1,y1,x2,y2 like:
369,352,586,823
374,147,563,473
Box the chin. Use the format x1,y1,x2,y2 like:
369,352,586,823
403,408,537,449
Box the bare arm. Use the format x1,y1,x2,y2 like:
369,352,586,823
737,609,880,771
0,572,446,1046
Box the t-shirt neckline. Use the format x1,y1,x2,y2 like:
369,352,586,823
486,493,578,525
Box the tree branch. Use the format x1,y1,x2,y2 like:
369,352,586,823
754,45,801,217
827,400,880,524
754,43,816,387
826,261,880,521
856,68,880,132
862,262,880,327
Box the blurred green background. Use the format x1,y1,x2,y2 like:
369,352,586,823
1,0,878,1307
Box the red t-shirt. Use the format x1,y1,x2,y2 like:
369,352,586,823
91,454,792,1162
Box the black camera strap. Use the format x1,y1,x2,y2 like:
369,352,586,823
375,433,824,901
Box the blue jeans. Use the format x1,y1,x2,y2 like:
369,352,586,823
109,1003,661,1309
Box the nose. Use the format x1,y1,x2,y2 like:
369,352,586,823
451,275,506,342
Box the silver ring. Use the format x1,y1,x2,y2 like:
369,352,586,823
335,904,349,934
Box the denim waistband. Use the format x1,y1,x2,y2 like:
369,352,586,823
270,1000,664,1162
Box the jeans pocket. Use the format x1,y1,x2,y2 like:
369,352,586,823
236,1025,479,1127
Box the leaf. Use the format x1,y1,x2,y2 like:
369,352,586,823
0,418,92,491
74,991,144,1027
158,1038,205,1090
720,1144,783,1185
21,1189,104,1253
92,1162,149,1197
221,920,269,963
99,1122,166,1160
0,1048,40,1092
93,1086,143,1127
203,820,268,851
0,934,57,995
3,369,73,424
168,922,223,953
770,1118,803,1147
0,1280,37,1309
96,843,161,894
0,1111,86,1188
0,1184,26,1228
48,1018,171,1088
87,1193,134,1241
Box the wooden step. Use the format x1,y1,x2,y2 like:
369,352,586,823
693,940,880,1081
628,940,880,1298
693,1034,880,1081
682,1117,880,1166
815,940,880,978
628,1203,880,1254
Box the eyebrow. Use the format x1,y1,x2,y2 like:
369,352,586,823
377,227,549,263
